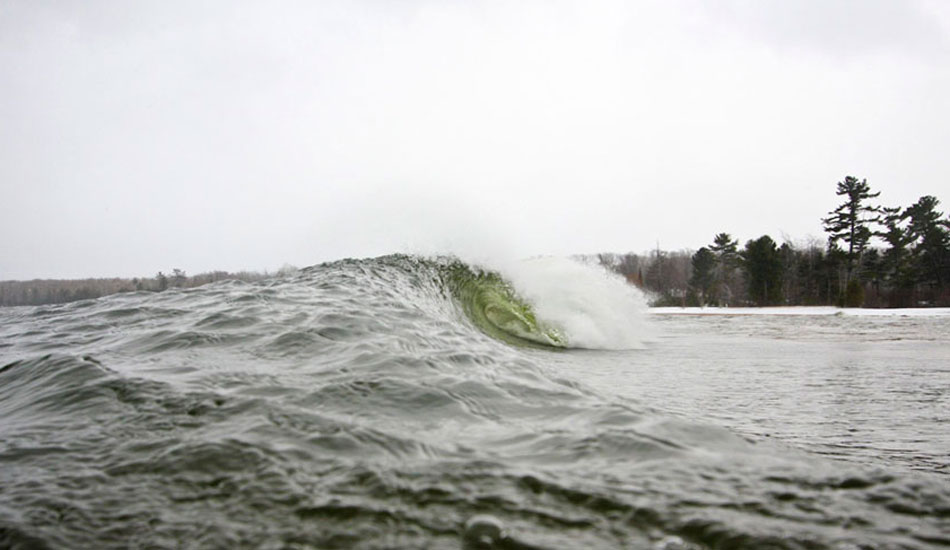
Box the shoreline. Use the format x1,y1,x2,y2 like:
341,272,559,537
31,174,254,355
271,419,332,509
649,306,950,316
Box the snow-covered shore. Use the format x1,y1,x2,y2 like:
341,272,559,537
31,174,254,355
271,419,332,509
649,306,950,317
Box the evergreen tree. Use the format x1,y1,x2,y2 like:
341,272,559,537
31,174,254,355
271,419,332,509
742,235,783,306
792,242,820,305
822,245,847,304
905,196,950,288
689,247,716,305
822,176,881,284
860,247,884,303
710,232,739,259
709,232,739,305
879,205,915,290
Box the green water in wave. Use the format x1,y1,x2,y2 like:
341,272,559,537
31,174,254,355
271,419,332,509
440,261,566,348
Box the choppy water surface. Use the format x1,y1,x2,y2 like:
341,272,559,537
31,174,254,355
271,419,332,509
0,256,947,549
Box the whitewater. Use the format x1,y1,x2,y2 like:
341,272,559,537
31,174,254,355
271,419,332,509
0,255,947,549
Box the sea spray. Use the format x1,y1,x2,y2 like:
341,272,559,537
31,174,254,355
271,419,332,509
493,256,651,350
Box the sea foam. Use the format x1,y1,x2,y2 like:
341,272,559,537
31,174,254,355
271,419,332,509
493,256,651,350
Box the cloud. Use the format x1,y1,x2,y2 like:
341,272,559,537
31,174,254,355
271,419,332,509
697,0,950,63
1,1,948,278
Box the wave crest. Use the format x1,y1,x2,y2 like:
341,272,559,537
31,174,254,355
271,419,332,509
441,256,649,350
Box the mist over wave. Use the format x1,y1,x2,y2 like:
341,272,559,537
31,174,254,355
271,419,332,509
491,255,651,350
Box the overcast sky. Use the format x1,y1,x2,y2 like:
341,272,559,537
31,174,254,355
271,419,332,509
2,0,949,279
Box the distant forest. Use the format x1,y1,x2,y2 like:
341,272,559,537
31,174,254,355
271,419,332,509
597,176,950,308
0,269,276,307
3,176,948,308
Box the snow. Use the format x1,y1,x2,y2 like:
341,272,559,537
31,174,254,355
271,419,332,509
649,306,950,317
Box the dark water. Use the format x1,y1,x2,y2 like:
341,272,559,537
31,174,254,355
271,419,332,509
1,256,948,549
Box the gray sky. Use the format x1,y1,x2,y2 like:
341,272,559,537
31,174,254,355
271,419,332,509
2,0,949,279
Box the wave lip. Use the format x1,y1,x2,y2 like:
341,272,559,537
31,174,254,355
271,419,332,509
440,255,651,350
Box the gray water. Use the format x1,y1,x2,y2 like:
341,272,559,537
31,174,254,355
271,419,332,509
574,311,950,476
0,256,948,549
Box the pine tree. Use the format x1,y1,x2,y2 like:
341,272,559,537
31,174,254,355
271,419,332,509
742,235,783,306
905,196,950,288
689,247,716,305
879,205,915,289
822,176,881,284
709,232,739,305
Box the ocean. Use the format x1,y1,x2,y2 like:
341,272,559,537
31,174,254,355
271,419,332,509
0,255,947,549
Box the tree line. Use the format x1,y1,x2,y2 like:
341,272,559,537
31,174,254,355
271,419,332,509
598,176,950,308
3,176,947,309
0,269,278,307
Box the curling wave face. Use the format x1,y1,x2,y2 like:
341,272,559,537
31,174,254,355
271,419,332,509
440,260,567,348
0,254,947,549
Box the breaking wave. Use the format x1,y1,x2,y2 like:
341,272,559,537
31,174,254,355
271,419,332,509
0,254,946,549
